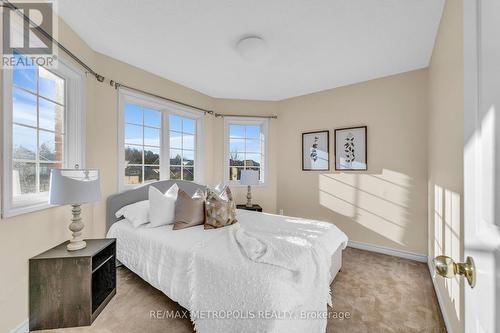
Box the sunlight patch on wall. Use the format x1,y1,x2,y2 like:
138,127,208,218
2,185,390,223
318,186,357,218
434,185,443,255
318,170,411,245
433,184,462,321
369,169,412,191
326,171,411,207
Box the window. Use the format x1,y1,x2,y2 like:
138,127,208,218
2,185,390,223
2,53,85,217
224,118,268,184
169,115,196,181
13,65,65,194
118,89,204,190
124,104,161,185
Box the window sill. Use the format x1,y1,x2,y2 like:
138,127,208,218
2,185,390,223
2,201,56,218
226,182,268,188
119,179,202,193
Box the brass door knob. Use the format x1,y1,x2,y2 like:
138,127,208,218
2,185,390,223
432,255,476,288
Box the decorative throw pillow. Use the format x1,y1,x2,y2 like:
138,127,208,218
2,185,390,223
149,184,179,227
204,185,238,229
172,189,206,230
115,200,150,228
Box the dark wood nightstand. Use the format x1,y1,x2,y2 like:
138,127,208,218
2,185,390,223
237,204,263,212
29,238,116,331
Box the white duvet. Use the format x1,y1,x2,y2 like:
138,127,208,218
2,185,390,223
107,209,348,333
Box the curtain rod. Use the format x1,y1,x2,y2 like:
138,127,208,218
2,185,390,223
2,0,102,81
116,83,214,114
2,0,214,115
214,113,278,119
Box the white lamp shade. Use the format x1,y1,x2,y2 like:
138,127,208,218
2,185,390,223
49,169,101,205
240,169,260,186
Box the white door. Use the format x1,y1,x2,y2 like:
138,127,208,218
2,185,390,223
463,0,500,332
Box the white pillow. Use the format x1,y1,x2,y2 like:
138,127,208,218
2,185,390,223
115,200,150,228
149,184,179,227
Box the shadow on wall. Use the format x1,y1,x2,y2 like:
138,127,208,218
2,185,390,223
319,170,414,247
432,184,463,326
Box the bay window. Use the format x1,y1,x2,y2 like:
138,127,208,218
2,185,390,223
118,88,204,190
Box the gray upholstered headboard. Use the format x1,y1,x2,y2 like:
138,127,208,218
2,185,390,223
106,180,206,232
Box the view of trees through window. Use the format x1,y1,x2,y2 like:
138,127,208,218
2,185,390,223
11,52,65,196
228,124,262,181
169,115,195,181
123,107,197,185
124,103,161,185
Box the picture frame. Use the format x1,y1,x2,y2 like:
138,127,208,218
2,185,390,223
302,130,330,171
334,126,367,171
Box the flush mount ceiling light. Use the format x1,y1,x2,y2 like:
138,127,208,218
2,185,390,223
235,35,268,62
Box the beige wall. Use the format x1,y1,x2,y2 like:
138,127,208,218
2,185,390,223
427,0,464,332
276,70,429,255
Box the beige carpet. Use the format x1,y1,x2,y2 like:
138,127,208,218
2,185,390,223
35,247,446,333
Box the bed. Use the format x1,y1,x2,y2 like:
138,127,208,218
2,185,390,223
106,180,348,333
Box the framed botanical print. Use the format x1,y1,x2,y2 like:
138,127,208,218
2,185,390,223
302,130,329,171
335,126,367,170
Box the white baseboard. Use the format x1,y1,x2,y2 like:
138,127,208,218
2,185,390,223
427,260,453,333
347,240,427,263
9,319,28,333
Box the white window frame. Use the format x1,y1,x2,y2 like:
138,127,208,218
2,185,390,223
2,57,86,217
223,117,269,186
117,88,205,191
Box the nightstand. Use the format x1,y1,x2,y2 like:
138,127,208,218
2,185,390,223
237,204,263,212
29,238,116,331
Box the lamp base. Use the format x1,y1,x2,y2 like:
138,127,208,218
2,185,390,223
246,185,252,208
67,240,87,251
67,204,87,251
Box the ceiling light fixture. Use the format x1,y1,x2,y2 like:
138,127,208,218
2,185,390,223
236,35,268,62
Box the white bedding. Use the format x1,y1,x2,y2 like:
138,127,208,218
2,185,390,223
107,209,348,332
107,216,214,308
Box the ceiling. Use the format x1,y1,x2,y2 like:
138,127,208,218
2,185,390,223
55,0,444,101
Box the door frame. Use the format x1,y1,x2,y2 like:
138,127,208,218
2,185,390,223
463,0,500,332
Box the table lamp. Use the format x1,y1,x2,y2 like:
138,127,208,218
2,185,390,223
49,169,101,251
240,169,259,208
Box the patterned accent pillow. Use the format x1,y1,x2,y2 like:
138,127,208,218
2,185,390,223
204,185,238,229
